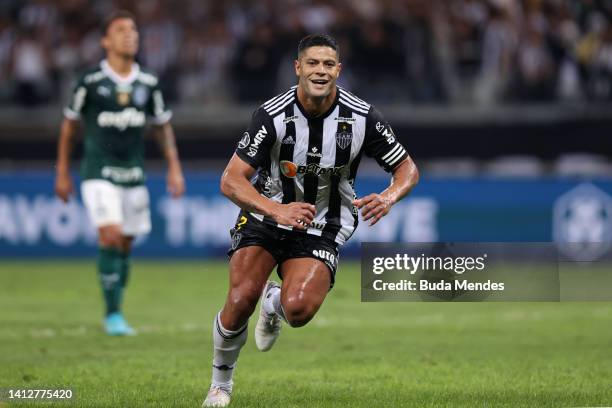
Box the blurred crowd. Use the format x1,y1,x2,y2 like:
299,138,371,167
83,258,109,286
1,0,612,107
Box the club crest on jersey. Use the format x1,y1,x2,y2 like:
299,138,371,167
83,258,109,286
336,129,352,150
133,85,149,107
238,132,250,149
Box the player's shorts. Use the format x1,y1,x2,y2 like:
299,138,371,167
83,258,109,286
81,179,151,236
227,212,340,288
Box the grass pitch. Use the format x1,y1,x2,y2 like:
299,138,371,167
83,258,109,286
1,260,612,407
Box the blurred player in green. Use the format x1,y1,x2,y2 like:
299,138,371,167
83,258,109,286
54,10,185,336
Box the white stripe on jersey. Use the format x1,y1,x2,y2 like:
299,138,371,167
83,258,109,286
265,93,294,114
382,144,402,161
387,147,407,166
263,86,297,108
338,96,369,114
339,89,370,109
268,97,295,116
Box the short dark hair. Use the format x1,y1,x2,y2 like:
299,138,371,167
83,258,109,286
297,34,339,59
102,10,136,35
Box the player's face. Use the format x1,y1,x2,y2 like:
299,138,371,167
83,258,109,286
295,46,341,99
102,18,139,58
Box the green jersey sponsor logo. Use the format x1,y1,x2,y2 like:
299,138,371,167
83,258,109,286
97,108,146,131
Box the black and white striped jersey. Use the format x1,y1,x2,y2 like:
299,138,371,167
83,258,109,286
235,85,409,245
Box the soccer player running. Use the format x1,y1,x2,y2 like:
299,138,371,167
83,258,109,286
203,34,418,407
54,11,185,336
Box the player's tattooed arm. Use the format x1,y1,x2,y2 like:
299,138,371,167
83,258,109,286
54,118,80,202
353,155,419,226
221,154,315,230
153,122,185,198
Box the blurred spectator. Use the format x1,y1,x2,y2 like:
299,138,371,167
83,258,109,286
10,27,53,106
1,0,612,106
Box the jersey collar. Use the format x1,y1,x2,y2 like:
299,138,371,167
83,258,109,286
294,86,339,120
100,59,140,85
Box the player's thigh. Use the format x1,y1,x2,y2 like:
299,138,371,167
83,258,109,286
279,258,331,310
81,179,123,228
120,185,151,236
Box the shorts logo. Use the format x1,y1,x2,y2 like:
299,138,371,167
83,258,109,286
375,122,384,132
238,132,250,149
231,232,242,250
312,249,336,265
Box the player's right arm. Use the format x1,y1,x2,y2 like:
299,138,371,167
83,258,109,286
220,108,315,230
55,118,79,202
55,76,86,202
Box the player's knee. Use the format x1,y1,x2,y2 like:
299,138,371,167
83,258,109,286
282,298,318,328
98,227,123,249
226,282,262,318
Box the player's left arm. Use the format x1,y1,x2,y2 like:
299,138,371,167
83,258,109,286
353,106,419,226
147,79,185,198
152,122,185,198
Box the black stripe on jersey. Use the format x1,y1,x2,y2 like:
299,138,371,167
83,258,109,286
348,150,363,230
322,105,353,242
280,104,296,204
303,118,324,205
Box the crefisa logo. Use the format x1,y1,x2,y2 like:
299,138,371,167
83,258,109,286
553,183,612,261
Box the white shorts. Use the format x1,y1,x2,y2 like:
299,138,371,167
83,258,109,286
81,179,151,236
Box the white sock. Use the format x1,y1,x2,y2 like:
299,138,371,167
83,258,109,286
262,286,287,322
211,312,247,393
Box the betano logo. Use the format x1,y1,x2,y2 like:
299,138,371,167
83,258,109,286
279,160,346,178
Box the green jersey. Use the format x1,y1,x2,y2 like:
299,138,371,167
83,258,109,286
64,60,171,186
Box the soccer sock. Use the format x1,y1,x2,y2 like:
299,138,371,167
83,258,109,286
211,312,248,393
117,251,130,308
262,286,287,323
119,251,130,288
97,247,124,316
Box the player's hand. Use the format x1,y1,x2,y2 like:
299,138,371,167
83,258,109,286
54,173,74,203
353,193,392,226
167,167,185,198
271,202,316,230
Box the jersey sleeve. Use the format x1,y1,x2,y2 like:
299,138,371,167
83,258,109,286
235,107,276,169
146,82,173,125
63,76,88,120
363,106,408,172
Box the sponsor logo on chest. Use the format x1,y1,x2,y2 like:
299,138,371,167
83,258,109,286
97,108,146,131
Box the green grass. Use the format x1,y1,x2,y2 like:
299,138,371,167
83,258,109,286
1,260,612,407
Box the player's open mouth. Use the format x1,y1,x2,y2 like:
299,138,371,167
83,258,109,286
311,79,329,85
